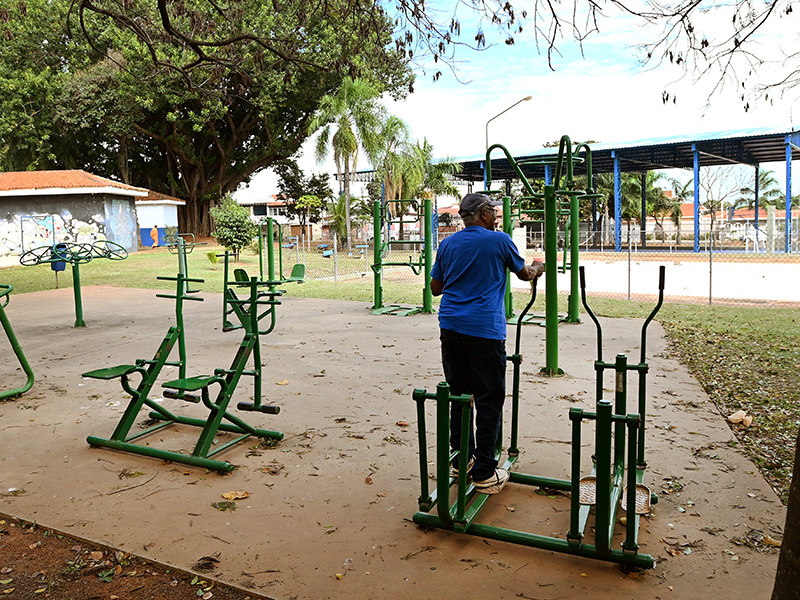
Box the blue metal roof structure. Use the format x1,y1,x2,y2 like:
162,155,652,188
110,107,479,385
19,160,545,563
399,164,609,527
453,127,799,181
452,127,800,253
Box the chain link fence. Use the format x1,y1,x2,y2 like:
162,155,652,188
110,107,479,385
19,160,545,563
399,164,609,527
265,222,799,309
522,225,800,308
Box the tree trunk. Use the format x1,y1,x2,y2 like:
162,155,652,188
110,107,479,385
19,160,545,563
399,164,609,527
179,196,214,237
772,432,799,599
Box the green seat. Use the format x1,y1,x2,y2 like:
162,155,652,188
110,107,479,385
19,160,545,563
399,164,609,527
82,364,138,380
285,263,305,282
162,375,218,392
233,268,249,283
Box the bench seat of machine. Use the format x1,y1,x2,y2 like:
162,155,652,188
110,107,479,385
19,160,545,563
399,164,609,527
82,364,138,380
162,375,217,392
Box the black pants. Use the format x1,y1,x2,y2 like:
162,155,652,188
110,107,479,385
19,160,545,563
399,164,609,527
440,328,506,481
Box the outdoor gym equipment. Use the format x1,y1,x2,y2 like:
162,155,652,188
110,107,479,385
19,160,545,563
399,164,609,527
257,218,305,287
370,197,434,316
484,135,600,375
164,232,206,294
411,266,666,568
0,284,35,400
83,267,284,472
158,270,284,471
19,240,128,327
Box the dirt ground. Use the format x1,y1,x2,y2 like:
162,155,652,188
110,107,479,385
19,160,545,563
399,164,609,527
0,286,785,600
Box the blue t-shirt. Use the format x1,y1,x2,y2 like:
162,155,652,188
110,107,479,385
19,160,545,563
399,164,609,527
431,226,526,340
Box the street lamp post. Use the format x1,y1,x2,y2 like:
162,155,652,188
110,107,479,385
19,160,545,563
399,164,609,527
485,95,532,156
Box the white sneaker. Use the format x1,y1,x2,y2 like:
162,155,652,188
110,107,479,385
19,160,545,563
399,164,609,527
450,457,475,478
473,468,510,494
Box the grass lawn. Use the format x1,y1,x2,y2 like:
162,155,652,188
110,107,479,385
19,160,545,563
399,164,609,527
1,244,797,503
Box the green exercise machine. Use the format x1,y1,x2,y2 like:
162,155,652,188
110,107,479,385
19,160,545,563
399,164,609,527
84,269,284,472
19,240,129,327
411,266,666,569
370,198,434,316
484,135,601,375
257,218,305,287
0,284,35,400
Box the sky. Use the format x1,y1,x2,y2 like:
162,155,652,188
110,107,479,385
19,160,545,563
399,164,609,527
234,4,799,203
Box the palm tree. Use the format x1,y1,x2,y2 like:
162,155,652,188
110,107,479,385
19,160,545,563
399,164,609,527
736,169,783,210
369,115,413,229
406,139,462,201
669,179,693,245
309,78,385,253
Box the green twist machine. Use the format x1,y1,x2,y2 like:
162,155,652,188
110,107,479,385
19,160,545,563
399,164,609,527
411,266,666,569
0,284,35,400
484,135,603,375
19,240,129,327
83,265,285,472
370,198,434,316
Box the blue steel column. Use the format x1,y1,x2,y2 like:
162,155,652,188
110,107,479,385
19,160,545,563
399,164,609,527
787,135,794,253
612,152,621,252
693,144,700,252
544,164,552,185
754,165,761,248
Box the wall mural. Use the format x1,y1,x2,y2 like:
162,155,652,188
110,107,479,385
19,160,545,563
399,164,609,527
0,212,106,257
107,198,138,250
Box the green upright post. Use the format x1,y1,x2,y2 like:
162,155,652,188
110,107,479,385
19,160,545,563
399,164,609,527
372,200,383,311
267,218,276,283
422,197,434,314
566,194,581,322
258,221,265,280
542,184,563,375
71,262,85,327
176,237,190,296
595,399,613,554
503,195,514,320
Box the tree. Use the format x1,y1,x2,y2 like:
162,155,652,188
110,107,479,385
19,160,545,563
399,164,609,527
736,170,784,210
274,160,333,229
309,77,386,253
0,0,411,235
210,196,257,260
405,139,463,201
296,195,324,241
699,166,749,242
669,178,694,245
772,431,800,599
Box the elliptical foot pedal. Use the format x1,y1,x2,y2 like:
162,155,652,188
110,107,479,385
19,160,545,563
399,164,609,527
578,476,597,505
621,484,652,514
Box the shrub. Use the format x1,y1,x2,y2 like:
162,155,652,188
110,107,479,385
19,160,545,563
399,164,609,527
210,196,257,260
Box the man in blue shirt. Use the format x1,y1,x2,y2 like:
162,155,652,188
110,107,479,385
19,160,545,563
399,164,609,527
431,193,544,494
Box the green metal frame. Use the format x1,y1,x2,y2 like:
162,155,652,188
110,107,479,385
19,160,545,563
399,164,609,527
19,241,128,327
0,284,35,400
411,268,667,569
85,269,284,472
371,198,434,316
485,136,601,375
255,219,306,286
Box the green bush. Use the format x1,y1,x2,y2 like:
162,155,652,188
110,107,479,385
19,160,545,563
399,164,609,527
210,196,257,260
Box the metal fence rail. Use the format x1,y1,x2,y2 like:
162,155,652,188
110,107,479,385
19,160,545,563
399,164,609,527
270,225,800,309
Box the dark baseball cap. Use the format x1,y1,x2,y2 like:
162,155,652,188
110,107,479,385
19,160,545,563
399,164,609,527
459,193,502,217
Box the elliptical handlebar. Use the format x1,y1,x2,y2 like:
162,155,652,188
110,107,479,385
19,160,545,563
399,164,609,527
513,276,539,357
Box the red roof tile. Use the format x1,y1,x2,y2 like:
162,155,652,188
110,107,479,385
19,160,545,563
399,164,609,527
0,170,147,194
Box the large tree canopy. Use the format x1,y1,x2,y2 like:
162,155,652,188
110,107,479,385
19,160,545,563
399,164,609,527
0,0,412,234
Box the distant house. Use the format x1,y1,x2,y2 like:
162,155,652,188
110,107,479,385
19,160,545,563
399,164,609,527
135,190,186,247
0,170,145,257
